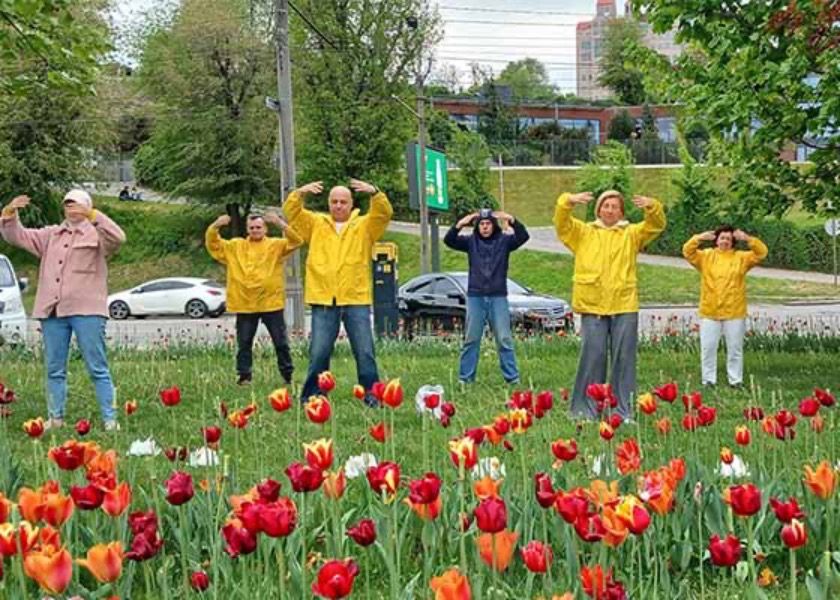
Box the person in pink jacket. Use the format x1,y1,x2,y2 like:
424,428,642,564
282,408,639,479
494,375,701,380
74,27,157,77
0,190,126,430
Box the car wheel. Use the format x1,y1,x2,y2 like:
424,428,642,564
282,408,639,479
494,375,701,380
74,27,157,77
185,299,208,319
109,301,130,320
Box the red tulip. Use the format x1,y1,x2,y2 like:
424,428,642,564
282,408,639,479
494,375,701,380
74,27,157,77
424,393,441,409
769,497,805,523
615,495,651,535
312,558,360,599
124,400,138,415
799,397,820,417
285,462,325,493
682,391,702,411
317,371,336,394
48,441,89,471
580,564,625,599
71,484,105,510
257,479,282,502
743,406,764,421
441,402,456,417
258,498,298,537
346,519,377,547
681,414,699,431
534,391,553,418
352,385,366,400
598,422,614,440
555,489,591,524
507,390,533,411
698,406,717,426
653,382,678,402
23,417,45,438
382,379,403,408
368,422,388,443
75,419,91,436
474,497,507,533
203,426,222,445
734,425,751,446
814,387,835,407
534,473,557,509
371,381,386,401
305,396,331,424
366,462,400,496
709,534,741,567
728,483,761,517
720,447,734,465
615,438,641,475
190,570,210,591
303,438,334,471
449,437,478,470
520,540,552,573
551,438,578,463
608,413,623,430
574,514,606,543
221,518,258,558
269,388,291,412
159,386,181,407
164,471,194,505
164,446,188,462
776,410,797,428
781,519,807,549
408,473,442,505
637,393,657,415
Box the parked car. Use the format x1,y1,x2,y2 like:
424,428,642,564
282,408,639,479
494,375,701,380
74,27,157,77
108,278,226,320
0,254,28,344
397,272,572,335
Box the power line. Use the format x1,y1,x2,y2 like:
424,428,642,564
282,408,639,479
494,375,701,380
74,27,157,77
444,19,578,27
287,0,340,51
439,5,590,17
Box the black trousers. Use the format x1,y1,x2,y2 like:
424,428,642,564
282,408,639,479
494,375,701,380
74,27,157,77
235,310,293,381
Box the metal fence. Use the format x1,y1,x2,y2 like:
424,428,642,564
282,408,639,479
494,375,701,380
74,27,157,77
494,138,707,167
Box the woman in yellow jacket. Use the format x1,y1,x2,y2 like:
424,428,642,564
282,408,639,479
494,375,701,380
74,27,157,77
554,190,666,420
683,226,768,387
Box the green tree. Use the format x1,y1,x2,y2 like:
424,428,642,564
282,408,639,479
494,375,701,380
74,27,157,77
448,129,496,219
426,108,459,151
607,109,635,140
632,0,840,217
577,141,636,220
290,0,441,194
477,81,518,156
496,58,556,100
598,18,647,105
133,0,277,232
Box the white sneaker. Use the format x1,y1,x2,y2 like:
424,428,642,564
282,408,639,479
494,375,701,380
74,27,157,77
44,418,65,431
104,420,121,432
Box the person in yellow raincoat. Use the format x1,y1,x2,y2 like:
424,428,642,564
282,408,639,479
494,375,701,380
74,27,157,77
683,226,768,388
554,189,666,420
283,179,393,406
206,212,302,386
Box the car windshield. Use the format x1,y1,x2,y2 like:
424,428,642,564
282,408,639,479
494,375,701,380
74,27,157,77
450,274,530,295
0,260,14,288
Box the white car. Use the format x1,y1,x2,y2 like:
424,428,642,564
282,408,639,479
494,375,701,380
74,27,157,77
108,278,226,320
0,254,28,344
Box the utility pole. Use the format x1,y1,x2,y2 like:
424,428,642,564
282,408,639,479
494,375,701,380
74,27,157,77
408,16,430,275
275,0,305,333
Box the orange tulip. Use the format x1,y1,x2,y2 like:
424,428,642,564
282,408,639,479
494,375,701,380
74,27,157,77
473,476,503,500
269,388,291,412
654,418,671,435
382,379,403,408
600,507,629,548
41,491,73,528
804,461,837,500
476,529,518,571
405,496,443,521
23,544,73,594
615,438,641,475
588,480,620,509
77,542,124,583
303,438,334,471
0,492,13,523
323,470,346,500
430,567,472,600
102,482,132,517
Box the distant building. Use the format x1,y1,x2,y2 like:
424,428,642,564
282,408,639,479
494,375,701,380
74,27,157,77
576,0,681,100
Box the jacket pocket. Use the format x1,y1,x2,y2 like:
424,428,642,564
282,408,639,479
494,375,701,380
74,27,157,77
70,242,99,273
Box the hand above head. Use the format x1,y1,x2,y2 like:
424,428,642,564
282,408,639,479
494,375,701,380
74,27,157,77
456,212,478,229
296,181,323,196
492,211,514,224
632,196,654,209
568,192,593,205
213,215,231,229
697,231,716,242
349,179,377,194
264,213,287,228
733,229,749,241
7,195,30,211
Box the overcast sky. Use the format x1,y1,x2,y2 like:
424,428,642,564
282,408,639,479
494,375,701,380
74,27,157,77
111,0,628,93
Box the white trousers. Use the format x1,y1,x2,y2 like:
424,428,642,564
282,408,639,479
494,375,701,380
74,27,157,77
700,318,745,385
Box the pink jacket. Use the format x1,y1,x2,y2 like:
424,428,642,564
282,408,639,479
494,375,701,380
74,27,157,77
0,211,126,318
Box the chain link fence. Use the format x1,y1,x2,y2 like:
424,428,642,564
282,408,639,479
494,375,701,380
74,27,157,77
493,138,707,167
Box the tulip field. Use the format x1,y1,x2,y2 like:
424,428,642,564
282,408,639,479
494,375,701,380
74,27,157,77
0,332,838,599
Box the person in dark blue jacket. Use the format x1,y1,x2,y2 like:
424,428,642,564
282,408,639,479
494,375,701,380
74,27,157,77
444,208,530,384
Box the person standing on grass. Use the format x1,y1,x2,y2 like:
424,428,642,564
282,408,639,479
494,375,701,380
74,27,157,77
682,226,768,388
444,208,529,385
206,212,303,386
283,179,393,406
0,190,125,431
554,189,666,421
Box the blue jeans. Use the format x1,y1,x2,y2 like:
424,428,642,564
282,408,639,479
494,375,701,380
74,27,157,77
459,295,519,383
41,315,116,422
301,305,380,403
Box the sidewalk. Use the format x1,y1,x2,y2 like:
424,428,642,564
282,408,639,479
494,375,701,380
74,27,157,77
388,221,840,285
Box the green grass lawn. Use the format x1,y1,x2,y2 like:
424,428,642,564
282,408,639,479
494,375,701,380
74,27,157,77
0,339,836,598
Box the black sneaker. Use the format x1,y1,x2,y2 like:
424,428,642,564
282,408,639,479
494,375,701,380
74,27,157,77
237,374,252,386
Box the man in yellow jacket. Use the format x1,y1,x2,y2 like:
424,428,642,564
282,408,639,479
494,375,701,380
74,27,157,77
206,212,303,385
683,226,768,387
554,189,666,420
283,179,393,405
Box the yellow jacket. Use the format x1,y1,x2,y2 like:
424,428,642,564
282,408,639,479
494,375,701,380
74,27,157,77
554,193,666,315
283,191,393,305
205,225,303,313
682,235,768,320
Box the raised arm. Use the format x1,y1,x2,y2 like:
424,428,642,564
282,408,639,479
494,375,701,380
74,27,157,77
0,195,54,258
444,212,476,252
629,196,666,250
682,232,713,270
736,231,768,271
205,215,232,264
496,212,529,251
553,192,591,253
282,181,322,243
89,210,126,257
264,213,303,260
350,179,392,242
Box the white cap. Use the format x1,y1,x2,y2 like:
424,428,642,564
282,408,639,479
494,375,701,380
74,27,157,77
63,189,92,210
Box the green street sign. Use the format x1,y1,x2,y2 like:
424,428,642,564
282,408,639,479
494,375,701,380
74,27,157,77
406,142,449,212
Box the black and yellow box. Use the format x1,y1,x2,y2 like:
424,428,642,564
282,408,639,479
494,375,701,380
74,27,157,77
372,242,399,337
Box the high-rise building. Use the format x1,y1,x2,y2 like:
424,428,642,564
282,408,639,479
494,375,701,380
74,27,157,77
576,0,681,100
